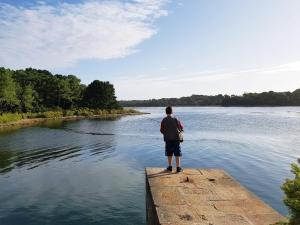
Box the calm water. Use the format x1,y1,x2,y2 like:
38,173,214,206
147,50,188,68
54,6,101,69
0,107,300,225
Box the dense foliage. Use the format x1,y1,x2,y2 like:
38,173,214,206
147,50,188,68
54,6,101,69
222,90,300,106
119,90,300,107
119,94,224,107
281,159,300,225
83,80,118,109
0,67,119,113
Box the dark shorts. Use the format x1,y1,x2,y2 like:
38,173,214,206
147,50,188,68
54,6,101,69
165,141,182,157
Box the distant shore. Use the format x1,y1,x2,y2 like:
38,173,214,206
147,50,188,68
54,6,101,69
119,89,300,107
0,109,147,129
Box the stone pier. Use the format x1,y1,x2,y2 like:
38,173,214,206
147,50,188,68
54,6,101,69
146,168,286,225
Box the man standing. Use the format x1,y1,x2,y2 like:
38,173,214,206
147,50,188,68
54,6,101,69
160,106,184,172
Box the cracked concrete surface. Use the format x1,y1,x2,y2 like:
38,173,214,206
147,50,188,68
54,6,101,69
146,168,287,225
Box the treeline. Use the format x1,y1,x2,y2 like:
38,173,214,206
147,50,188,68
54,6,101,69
0,67,119,113
119,95,224,107
119,90,300,107
222,90,300,106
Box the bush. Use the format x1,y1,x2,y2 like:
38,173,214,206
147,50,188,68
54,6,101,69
62,110,75,117
123,108,139,114
0,108,140,124
281,159,300,225
39,111,63,118
0,113,23,123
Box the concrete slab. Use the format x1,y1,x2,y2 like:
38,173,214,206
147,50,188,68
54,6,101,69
146,168,287,225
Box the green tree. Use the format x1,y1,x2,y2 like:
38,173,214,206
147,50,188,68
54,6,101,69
66,75,85,108
281,159,300,225
83,80,119,109
23,68,56,109
0,68,19,113
22,85,36,112
13,70,37,112
53,75,71,109
292,89,300,105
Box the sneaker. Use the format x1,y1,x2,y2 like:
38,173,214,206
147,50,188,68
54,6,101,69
176,167,183,173
166,166,172,172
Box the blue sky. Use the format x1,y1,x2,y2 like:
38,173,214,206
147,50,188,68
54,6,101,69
0,0,300,100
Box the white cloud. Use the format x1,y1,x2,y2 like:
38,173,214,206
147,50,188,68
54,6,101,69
260,61,300,73
0,0,168,69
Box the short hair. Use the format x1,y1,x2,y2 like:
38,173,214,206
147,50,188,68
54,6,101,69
166,106,172,114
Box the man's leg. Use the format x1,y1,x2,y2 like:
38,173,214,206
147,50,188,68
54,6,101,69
175,156,180,168
168,156,173,166
175,142,182,172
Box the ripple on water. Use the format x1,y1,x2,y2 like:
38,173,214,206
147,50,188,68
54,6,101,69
0,141,117,174
1,107,300,224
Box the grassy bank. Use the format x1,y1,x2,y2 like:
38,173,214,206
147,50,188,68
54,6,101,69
0,108,143,125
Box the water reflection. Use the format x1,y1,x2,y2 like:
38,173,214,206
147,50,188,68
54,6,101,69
0,120,117,174
0,142,115,174
0,150,14,173
43,119,119,135
63,128,115,136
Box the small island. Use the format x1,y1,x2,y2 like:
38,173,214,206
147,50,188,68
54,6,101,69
0,67,143,128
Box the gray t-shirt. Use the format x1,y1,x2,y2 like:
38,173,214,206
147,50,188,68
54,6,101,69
160,116,183,142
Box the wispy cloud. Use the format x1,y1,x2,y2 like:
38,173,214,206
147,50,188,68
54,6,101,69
0,0,168,69
145,61,300,83
258,61,300,73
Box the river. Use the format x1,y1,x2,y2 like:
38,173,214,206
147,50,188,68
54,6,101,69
0,107,299,225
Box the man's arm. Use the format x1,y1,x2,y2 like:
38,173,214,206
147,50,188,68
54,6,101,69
177,120,183,131
160,120,164,134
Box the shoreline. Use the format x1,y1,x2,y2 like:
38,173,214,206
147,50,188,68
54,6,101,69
122,105,300,107
0,112,147,130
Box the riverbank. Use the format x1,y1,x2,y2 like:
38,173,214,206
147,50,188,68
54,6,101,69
0,108,147,129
